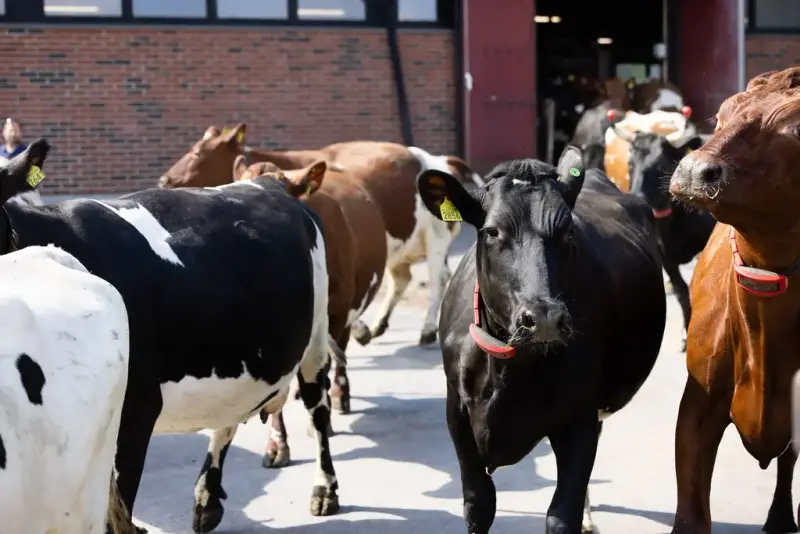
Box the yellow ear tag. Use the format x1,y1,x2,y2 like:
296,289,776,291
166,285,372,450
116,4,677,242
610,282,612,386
305,183,313,195
236,131,245,144
26,165,45,188
439,197,462,222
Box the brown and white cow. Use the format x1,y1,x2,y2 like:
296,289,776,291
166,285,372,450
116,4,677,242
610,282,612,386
603,107,698,192
231,158,387,467
159,124,485,346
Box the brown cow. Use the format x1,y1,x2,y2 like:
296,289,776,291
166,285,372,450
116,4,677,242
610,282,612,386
668,67,800,534
159,124,484,347
232,157,387,467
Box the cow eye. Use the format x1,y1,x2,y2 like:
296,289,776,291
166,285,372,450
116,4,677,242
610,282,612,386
789,125,800,139
482,226,501,240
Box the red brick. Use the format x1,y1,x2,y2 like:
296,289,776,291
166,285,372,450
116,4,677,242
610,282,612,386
0,27,457,195
746,34,800,81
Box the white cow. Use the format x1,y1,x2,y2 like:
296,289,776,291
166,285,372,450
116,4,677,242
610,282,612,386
0,245,131,534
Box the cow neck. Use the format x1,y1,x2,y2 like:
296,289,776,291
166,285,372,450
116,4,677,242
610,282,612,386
730,227,800,297
469,281,517,359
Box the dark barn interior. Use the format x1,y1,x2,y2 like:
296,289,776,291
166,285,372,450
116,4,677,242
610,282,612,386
535,0,665,159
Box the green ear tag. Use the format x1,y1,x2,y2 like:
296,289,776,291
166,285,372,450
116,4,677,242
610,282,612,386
26,165,45,187
569,167,581,177
440,197,463,222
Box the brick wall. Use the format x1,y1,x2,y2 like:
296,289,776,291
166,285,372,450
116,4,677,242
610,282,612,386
746,34,800,81
0,26,457,194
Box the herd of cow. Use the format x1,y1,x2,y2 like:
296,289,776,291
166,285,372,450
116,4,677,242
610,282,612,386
0,65,799,534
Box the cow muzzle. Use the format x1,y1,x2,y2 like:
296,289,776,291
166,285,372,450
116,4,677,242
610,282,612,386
513,299,571,345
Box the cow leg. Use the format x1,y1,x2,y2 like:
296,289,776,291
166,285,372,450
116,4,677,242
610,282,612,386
447,386,496,534
106,381,162,534
763,448,799,533
581,421,604,533
546,414,600,533
330,327,351,414
671,376,730,534
262,411,291,468
419,221,454,346
663,257,691,352
354,262,412,345
192,426,237,534
297,332,340,516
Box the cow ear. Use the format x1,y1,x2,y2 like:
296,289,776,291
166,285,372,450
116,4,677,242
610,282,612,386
417,169,484,227
202,126,220,140
232,155,248,181
222,123,246,149
1,138,50,205
296,161,327,196
556,145,585,208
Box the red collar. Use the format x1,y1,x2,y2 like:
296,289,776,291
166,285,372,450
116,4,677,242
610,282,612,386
730,227,800,297
653,206,672,218
468,282,517,359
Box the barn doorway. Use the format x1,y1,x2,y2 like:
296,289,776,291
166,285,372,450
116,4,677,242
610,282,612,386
535,0,668,162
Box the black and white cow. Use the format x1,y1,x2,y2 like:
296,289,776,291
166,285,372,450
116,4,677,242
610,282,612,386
416,147,667,533
617,126,716,352
0,244,130,534
0,139,339,534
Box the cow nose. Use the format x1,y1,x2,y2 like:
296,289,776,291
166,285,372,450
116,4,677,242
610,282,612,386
696,160,724,184
519,310,536,328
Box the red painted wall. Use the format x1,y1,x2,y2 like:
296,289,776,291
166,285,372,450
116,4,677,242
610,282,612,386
462,0,537,172
677,0,742,123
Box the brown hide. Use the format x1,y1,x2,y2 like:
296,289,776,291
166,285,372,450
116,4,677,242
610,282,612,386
667,67,800,533
233,159,387,347
162,125,482,243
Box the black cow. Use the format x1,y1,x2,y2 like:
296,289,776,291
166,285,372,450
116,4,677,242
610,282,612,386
416,147,667,534
621,127,717,352
0,140,340,534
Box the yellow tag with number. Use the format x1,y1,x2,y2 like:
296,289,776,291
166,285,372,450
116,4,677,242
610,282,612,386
221,127,245,144
440,197,462,222
26,165,45,188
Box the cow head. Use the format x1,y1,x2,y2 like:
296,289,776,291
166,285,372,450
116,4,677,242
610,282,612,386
417,146,586,348
233,155,326,199
0,138,50,205
670,67,800,230
626,132,704,216
159,123,247,189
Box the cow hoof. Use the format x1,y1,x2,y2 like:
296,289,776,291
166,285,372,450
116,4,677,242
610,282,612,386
351,321,372,346
192,502,224,534
331,393,351,414
418,330,437,346
373,319,389,339
310,486,340,516
262,446,291,468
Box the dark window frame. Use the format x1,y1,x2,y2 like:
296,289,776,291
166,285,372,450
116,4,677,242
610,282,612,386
2,0,454,28
747,0,800,34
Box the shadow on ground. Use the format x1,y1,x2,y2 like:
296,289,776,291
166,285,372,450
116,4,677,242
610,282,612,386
594,504,764,534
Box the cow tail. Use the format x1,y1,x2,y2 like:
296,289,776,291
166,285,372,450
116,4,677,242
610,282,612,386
107,471,139,534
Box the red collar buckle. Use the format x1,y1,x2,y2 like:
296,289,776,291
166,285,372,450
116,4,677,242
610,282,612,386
730,227,796,297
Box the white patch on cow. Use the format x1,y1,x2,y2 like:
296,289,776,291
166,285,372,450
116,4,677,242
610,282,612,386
582,490,595,533
0,244,129,534
207,180,263,192
89,200,185,267
0,156,9,167
605,109,697,149
650,88,684,113
408,146,450,174
346,271,380,327
512,178,528,186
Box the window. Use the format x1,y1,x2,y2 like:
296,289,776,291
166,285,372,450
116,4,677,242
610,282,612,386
754,0,800,29
217,0,287,19
0,0,4,14
297,0,365,21
44,0,121,16
398,0,436,22
132,0,205,18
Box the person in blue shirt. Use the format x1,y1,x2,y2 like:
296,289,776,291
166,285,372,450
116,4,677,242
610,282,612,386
0,118,27,160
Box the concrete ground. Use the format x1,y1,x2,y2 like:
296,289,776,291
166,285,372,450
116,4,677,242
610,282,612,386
116,223,797,534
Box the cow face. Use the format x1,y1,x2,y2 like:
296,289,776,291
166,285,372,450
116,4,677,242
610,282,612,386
417,147,586,346
233,156,327,199
0,138,50,206
159,124,247,189
628,132,703,214
671,67,800,228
